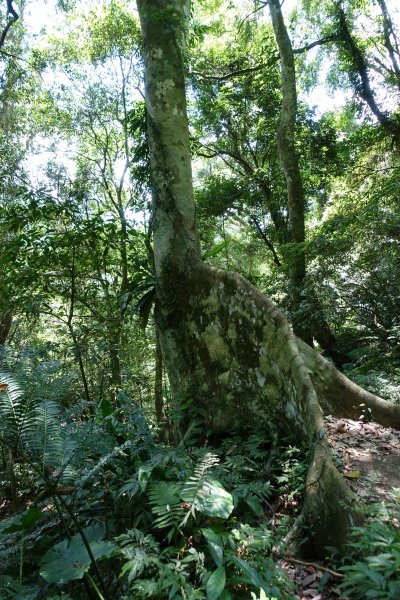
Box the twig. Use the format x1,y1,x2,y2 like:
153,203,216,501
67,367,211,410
276,554,345,579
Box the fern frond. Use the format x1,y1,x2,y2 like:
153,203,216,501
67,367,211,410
50,436,79,485
76,439,144,488
0,371,36,446
22,400,63,473
0,372,25,446
181,452,220,526
148,481,183,533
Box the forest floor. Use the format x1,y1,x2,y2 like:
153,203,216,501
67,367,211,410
325,416,400,503
284,416,400,600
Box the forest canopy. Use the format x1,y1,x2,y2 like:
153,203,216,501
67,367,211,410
0,1,400,599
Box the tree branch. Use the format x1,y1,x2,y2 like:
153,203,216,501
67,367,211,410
293,34,340,54
0,0,19,50
376,0,400,89
336,0,400,141
249,216,282,266
191,62,271,81
190,36,339,82
276,554,344,579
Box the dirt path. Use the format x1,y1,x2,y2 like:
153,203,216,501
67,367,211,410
325,415,400,503
282,416,400,600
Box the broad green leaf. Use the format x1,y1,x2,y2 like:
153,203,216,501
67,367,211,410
245,496,264,517
233,557,266,591
206,566,226,600
135,287,156,329
2,509,43,534
99,398,113,417
202,528,224,567
118,479,140,499
344,470,361,479
202,240,230,260
219,591,232,600
40,533,115,584
138,464,154,490
197,479,234,519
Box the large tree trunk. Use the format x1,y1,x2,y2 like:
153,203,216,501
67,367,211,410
154,323,166,442
136,0,400,557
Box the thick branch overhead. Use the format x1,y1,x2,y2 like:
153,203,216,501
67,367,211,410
0,0,19,50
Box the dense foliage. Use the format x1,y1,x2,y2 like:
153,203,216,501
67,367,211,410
1,0,399,598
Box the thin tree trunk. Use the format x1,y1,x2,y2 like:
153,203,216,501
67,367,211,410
0,312,12,345
136,0,400,557
109,327,122,393
377,0,400,89
67,249,91,407
67,324,92,407
306,292,348,368
268,0,345,363
267,0,309,344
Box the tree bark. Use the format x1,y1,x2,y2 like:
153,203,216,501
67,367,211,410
109,328,122,393
136,0,400,557
154,324,166,442
377,0,400,90
0,311,12,345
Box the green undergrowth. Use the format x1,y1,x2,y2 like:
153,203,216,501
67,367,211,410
341,345,400,404
0,367,309,599
337,491,400,600
2,364,399,599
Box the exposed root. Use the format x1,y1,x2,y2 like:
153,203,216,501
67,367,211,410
275,554,344,579
158,263,395,555
299,340,400,430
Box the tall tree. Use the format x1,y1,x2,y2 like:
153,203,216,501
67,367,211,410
335,0,400,142
191,5,345,363
136,0,400,556
266,0,345,364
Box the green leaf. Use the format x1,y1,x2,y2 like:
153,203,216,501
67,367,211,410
344,470,361,479
219,591,232,600
134,287,156,329
206,566,226,600
197,479,234,519
202,528,224,567
245,496,264,517
202,240,230,261
99,398,113,417
40,534,115,584
233,557,265,590
3,509,43,533
138,464,154,490
119,478,140,499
